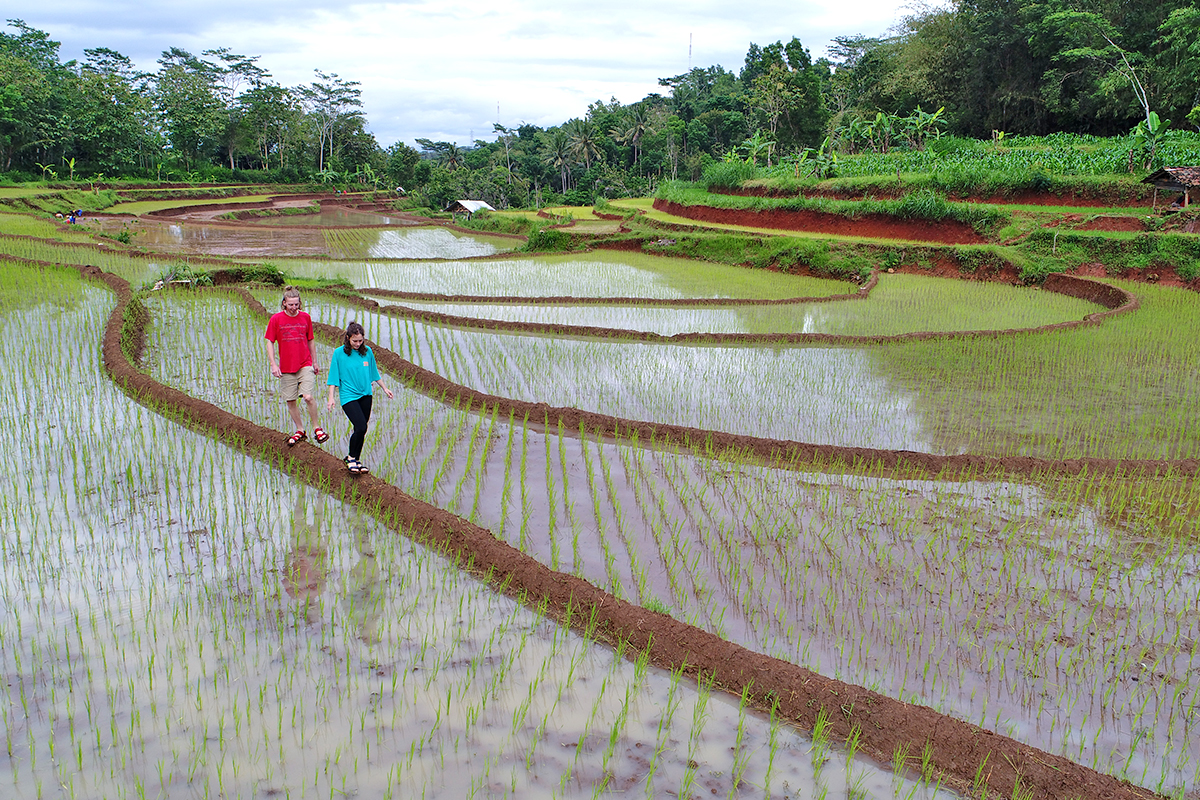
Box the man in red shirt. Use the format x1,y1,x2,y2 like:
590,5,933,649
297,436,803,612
265,286,329,447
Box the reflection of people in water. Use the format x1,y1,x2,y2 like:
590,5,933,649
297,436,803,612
342,519,384,644
283,489,328,624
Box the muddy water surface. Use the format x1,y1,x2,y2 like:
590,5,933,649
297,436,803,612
1,272,956,800
146,288,1200,795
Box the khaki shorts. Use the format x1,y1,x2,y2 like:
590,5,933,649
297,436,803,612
280,366,316,402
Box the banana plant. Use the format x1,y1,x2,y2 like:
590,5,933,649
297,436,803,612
902,106,946,151
355,163,383,190
737,129,775,166
869,112,895,154
1129,111,1169,171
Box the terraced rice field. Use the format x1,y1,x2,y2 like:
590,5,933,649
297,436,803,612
2,198,1198,800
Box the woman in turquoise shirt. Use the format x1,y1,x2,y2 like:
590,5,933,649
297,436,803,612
326,321,393,474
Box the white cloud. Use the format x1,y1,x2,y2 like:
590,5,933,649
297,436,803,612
14,0,905,147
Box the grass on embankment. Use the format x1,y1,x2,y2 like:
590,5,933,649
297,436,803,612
656,181,1009,237
749,170,1156,206
107,194,280,215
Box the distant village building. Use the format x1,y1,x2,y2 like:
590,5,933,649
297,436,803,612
1142,167,1200,209
445,199,495,219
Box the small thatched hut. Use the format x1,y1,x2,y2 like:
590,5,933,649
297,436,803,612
445,199,495,219
1142,167,1200,208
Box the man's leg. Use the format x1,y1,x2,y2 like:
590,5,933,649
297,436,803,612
304,394,321,429
297,367,321,430
286,398,305,430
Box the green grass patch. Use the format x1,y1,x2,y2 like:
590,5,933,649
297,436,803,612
108,194,277,215
219,204,319,221
521,228,578,253
1018,229,1200,281
656,181,1008,237
459,211,541,236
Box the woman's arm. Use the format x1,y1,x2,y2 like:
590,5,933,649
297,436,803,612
326,352,339,409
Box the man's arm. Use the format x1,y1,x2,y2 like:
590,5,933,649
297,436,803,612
308,336,319,373
266,337,281,378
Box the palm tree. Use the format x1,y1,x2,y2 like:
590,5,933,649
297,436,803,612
439,143,464,170
612,105,654,165
567,118,602,170
542,129,572,191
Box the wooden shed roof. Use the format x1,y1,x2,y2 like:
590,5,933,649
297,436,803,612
1142,167,1200,189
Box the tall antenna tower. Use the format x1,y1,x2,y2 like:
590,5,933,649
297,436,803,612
689,33,692,70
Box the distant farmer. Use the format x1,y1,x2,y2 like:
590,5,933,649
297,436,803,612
265,286,329,447
326,320,392,474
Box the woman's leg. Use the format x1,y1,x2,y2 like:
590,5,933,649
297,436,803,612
341,395,373,459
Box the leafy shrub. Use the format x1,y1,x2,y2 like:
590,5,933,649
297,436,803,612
142,262,213,290
521,228,574,252
562,189,592,206
237,263,287,284
460,212,539,235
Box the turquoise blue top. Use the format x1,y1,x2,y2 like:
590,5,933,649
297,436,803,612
327,345,381,404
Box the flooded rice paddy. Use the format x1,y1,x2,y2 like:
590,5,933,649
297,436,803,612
279,250,855,299
89,218,518,259
145,285,1200,794
392,274,1101,336
0,269,947,799
4,209,1200,798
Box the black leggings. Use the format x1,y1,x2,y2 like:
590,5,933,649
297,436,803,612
341,395,373,459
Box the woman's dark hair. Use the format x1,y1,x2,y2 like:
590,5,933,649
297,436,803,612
342,321,367,355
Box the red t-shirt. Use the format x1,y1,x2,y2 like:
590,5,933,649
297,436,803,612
265,311,314,373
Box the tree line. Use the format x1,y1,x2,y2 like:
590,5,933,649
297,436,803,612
2,0,1197,207
0,20,375,183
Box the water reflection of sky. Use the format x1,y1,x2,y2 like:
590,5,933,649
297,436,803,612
91,218,510,259
308,295,940,452
120,220,330,256
246,207,410,227
366,227,502,259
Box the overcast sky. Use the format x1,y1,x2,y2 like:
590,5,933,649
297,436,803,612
14,0,911,149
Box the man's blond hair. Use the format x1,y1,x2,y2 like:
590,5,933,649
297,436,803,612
280,285,302,310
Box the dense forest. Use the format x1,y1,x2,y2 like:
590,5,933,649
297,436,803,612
2,0,1198,208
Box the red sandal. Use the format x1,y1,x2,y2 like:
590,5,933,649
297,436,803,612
313,427,330,444
286,430,307,447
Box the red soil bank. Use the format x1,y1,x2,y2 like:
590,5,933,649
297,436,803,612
654,199,988,244
1077,216,1146,232
716,185,1151,208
